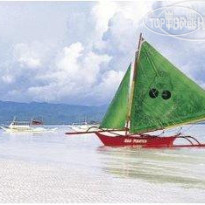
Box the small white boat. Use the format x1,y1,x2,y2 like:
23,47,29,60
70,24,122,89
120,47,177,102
1,117,57,133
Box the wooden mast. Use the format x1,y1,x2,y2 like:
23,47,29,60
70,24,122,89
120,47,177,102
125,33,143,135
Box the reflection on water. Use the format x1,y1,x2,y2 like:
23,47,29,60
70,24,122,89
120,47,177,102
97,146,205,189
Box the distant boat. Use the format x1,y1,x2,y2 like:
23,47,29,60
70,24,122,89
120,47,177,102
69,120,100,132
31,118,43,125
66,33,205,148
1,117,57,133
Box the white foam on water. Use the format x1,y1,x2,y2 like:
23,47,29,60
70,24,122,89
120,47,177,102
0,125,205,202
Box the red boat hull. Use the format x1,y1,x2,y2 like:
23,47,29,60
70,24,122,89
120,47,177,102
96,132,177,148
65,130,205,148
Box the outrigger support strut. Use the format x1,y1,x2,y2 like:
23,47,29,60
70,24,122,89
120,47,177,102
173,135,205,148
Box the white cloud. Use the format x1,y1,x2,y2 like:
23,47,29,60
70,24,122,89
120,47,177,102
0,1,151,104
2,75,14,84
13,43,41,68
201,83,205,89
0,1,204,105
26,42,112,104
56,42,83,78
91,1,119,35
92,69,124,104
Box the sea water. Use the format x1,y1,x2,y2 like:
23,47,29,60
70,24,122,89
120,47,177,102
0,124,204,202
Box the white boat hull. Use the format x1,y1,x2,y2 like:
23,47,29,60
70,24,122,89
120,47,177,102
70,125,100,132
1,126,57,133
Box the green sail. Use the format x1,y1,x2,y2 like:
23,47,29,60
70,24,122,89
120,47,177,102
130,41,205,134
100,64,131,129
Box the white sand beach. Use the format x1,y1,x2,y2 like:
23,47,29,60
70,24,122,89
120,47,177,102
0,125,205,202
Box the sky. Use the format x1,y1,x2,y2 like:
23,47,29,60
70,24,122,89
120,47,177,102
0,1,205,106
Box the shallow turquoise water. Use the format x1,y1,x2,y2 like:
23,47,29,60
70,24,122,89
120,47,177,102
0,125,204,202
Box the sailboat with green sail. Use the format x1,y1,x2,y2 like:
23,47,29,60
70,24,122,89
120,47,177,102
66,33,205,148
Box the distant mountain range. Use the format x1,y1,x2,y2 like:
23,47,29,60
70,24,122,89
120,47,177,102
0,101,108,125
1,101,204,126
